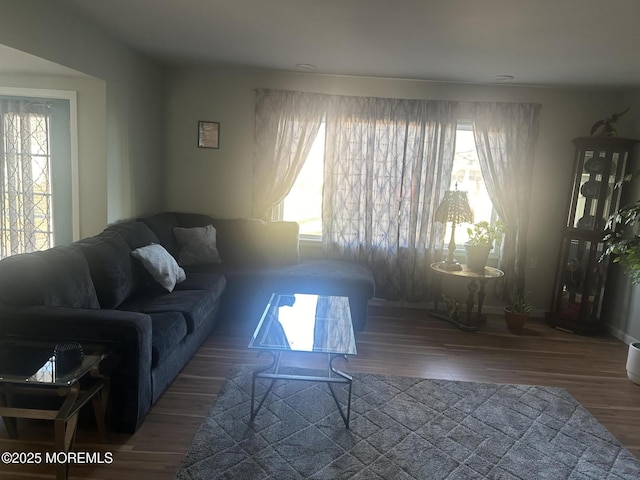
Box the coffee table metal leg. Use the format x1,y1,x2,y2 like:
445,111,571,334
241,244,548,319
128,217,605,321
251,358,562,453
250,351,353,428
90,366,110,443
250,350,278,422
0,392,18,438
329,355,353,429
55,383,80,480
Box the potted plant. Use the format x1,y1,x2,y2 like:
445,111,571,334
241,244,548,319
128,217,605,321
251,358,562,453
465,220,505,271
603,200,640,283
504,293,533,331
603,199,640,384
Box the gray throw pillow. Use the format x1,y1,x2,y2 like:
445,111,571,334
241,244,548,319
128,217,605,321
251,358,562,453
131,243,186,292
173,224,222,266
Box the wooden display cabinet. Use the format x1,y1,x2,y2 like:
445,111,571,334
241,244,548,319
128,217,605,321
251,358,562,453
547,136,638,334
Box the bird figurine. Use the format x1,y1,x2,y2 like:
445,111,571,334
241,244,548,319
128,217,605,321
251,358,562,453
590,107,630,137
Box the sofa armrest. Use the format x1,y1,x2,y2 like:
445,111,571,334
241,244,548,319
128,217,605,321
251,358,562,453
0,306,153,432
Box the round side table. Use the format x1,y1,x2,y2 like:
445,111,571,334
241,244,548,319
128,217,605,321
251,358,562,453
430,262,504,331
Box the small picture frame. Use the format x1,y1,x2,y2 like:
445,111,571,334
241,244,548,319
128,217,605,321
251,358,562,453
197,121,220,149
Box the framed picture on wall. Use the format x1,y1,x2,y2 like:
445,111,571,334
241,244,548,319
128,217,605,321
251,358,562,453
197,121,220,149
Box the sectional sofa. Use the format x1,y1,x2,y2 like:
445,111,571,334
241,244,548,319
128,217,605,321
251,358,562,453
0,212,375,432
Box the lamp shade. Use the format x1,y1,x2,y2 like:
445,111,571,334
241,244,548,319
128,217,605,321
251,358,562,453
435,190,474,225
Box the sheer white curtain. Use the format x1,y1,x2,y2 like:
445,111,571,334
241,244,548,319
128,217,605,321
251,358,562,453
322,96,458,300
472,102,541,299
252,89,326,220
0,98,53,258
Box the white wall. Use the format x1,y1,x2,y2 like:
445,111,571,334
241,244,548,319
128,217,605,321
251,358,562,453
164,65,627,315
0,0,165,236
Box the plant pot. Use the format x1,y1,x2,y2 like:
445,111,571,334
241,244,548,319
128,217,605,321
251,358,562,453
626,342,640,385
504,308,527,331
465,244,491,272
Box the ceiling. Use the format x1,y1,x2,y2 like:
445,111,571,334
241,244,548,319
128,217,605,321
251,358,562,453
51,0,640,87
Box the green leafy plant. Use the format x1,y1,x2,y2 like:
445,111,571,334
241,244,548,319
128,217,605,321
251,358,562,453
466,221,505,248
603,200,640,285
505,292,533,314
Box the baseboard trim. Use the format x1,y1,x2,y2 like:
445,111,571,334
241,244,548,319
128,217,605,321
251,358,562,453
607,324,639,346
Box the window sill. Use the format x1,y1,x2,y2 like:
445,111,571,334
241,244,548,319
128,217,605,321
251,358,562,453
299,234,322,244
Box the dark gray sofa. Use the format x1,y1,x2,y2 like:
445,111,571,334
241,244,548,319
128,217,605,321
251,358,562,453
0,220,226,433
140,212,375,335
0,212,375,433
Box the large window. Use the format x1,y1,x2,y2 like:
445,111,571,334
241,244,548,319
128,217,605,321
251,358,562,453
282,122,325,238
445,123,495,246
282,122,496,245
0,93,74,258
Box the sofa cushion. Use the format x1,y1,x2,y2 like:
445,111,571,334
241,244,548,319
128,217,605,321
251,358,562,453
211,218,300,267
142,212,216,259
131,244,186,292
141,213,182,258
119,289,218,333
106,221,160,250
0,246,100,308
106,222,164,292
174,272,227,294
74,231,136,308
173,225,222,266
150,312,188,368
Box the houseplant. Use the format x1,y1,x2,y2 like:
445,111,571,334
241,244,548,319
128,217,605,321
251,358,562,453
603,199,640,384
504,293,533,331
465,220,505,271
603,200,640,284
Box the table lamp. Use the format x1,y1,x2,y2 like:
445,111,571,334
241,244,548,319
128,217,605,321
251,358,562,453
434,185,474,270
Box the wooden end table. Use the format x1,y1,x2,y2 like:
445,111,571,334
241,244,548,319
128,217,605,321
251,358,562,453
430,262,504,331
0,340,111,480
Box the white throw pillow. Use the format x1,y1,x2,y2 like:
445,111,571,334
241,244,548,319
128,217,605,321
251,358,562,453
173,224,222,266
131,243,186,292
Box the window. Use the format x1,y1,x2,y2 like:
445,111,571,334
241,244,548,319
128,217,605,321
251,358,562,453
0,99,53,257
0,93,74,258
282,122,325,239
445,123,496,247
282,121,496,245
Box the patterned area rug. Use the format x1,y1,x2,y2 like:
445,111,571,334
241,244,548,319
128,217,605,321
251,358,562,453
175,366,640,479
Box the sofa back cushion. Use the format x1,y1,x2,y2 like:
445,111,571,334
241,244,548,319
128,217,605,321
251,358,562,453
142,212,300,268
212,218,300,267
106,221,160,250
106,221,165,293
74,230,137,309
0,246,100,308
141,212,182,258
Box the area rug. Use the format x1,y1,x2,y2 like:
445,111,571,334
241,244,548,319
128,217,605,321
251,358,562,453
175,366,640,479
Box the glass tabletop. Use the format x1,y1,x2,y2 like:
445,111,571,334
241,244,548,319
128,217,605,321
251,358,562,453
0,340,110,386
249,293,357,356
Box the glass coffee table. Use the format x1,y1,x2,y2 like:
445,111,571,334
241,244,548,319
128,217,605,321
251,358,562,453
0,339,111,480
248,293,357,428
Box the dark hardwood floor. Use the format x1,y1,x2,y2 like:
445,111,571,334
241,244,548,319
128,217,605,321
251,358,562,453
1,303,639,479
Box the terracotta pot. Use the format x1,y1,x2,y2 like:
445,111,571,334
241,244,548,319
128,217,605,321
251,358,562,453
504,308,527,331
465,244,491,272
626,342,640,385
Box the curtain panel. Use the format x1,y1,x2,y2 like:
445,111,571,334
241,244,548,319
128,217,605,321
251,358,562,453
0,98,53,258
471,102,541,300
252,88,541,302
322,96,458,300
252,89,325,220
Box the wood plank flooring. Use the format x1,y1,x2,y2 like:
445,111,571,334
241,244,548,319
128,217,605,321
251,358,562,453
1,303,639,479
